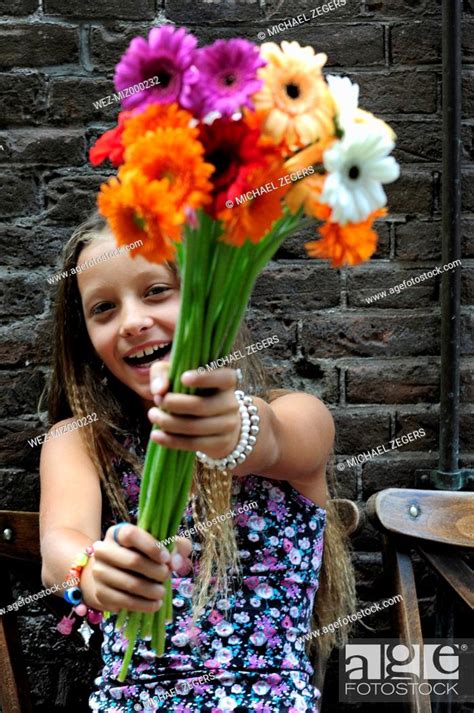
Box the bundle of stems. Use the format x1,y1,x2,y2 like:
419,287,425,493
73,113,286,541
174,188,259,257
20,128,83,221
115,206,305,682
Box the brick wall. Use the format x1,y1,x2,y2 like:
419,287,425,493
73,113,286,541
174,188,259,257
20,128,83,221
0,0,472,711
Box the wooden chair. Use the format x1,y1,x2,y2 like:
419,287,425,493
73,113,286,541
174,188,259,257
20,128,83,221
367,488,474,713
0,501,361,713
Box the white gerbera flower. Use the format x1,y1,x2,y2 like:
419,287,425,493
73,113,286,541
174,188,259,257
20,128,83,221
321,124,400,225
327,74,359,130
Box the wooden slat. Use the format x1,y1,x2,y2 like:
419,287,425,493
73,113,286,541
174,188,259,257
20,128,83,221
382,536,432,713
0,512,40,561
367,489,474,548
417,545,474,610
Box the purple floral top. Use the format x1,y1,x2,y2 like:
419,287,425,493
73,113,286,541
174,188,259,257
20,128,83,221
90,435,326,712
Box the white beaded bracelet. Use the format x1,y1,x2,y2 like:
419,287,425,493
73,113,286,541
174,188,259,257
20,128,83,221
195,390,260,472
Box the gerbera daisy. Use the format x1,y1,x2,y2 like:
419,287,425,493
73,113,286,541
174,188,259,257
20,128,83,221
218,162,289,246
98,168,184,263
114,25,198,111
190,38,266,119
199,114,284,216
320,124,400,225
121,102,194,148
327,74,396,141
283,138,335,215
89,110,134,167
253,41,336,150
305,204,387,267
125,127,214,211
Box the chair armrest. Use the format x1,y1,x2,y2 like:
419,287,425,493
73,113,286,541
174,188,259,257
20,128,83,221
366,489,474,548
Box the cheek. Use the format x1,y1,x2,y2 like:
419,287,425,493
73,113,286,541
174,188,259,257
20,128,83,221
85,321,116,364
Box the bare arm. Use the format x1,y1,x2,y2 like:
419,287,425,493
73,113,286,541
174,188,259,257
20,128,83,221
40,418,191,612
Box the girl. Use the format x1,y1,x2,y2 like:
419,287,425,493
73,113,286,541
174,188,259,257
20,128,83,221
40,211,356,712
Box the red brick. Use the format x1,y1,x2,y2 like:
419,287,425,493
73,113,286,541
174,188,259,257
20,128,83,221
301,313,439,358
346,360,440,404
0,72,46,125
0,172,39,218
348,70,438,114
394,220,441,260
0,23,79,68
252,262,340,313
331,408,390,453
390,21,441,64
0,129,85,165
347,265,438,309
362,455,438,499
44,0,154,19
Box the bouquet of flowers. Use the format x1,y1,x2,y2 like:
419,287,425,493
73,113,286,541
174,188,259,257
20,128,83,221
90,24,399,680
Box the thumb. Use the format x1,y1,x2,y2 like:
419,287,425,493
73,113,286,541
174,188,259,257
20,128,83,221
150,360,171,398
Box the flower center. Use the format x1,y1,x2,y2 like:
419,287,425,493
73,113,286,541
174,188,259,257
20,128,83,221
285,83,300,99
133,213,146,230
156,70,172,88
348,165,360,180
223,73,236,86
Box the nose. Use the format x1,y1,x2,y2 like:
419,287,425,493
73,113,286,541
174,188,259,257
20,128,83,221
119,300,155,338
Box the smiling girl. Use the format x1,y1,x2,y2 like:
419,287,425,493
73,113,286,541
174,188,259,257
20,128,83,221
40,212,355,712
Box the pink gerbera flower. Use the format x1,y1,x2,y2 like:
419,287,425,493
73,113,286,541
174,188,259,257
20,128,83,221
114,25,198,111
190,38,266,118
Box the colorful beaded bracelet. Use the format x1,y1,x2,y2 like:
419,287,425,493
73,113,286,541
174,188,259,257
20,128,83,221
57,545,103,646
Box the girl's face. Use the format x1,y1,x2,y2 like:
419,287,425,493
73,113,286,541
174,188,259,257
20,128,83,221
77,233,180,406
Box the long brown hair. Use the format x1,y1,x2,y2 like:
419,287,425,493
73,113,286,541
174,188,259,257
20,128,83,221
44,211,356,659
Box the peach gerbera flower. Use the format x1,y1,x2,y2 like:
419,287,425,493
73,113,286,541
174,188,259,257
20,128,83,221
284,138,336,215
125,127,214,211
305,204,387,267
121,103,194,148
253,41,336,151
98,168,184,263
218,162,289,246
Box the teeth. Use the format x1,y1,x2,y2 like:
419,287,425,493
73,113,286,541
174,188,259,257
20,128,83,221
127,343,171,360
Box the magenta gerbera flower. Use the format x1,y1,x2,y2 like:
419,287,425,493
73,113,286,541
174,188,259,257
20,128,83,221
190,38,266,119
114,25,198,111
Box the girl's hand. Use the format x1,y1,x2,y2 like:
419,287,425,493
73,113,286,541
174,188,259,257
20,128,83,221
84,524,192,614
148,362,241,460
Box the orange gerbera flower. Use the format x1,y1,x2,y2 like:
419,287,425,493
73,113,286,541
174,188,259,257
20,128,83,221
217,162,289,247
98,168,184,264
284,138,335,215
125,127,214,211
253,41,336,151
305,205,387,267
122,102,194,148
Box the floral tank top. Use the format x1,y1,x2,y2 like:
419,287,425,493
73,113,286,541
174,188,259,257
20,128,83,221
89,435,326,712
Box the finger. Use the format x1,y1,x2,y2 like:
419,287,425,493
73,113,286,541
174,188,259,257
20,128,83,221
93,541,171,582
94,561,167,600
150,361,171,403
149,430,236,455
104,524,168,565
160,390,238,417
173,537,193,559
181,368,239,392
95,583,164,614
148,408,238,437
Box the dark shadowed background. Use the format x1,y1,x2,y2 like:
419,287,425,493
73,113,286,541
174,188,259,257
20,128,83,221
0,0,473,710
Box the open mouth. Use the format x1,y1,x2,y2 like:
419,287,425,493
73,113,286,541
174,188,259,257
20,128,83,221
124,342,172,367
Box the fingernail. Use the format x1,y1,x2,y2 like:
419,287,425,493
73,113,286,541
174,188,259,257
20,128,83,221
171,553,184,570
181,371,194,384
154,394,163,406
148,407,161,420
152,377,164,393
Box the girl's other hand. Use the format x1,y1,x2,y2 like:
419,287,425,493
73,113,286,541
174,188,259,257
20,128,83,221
148,361,241,460
83,523,192,613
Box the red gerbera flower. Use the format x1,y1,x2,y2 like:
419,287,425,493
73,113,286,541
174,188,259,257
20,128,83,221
89,111,134,167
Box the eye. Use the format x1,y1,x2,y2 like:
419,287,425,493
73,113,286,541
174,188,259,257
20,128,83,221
91,301,115,316
146,284,173,298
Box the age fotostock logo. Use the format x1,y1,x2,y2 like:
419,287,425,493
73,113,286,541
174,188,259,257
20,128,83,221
339,639,474,703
